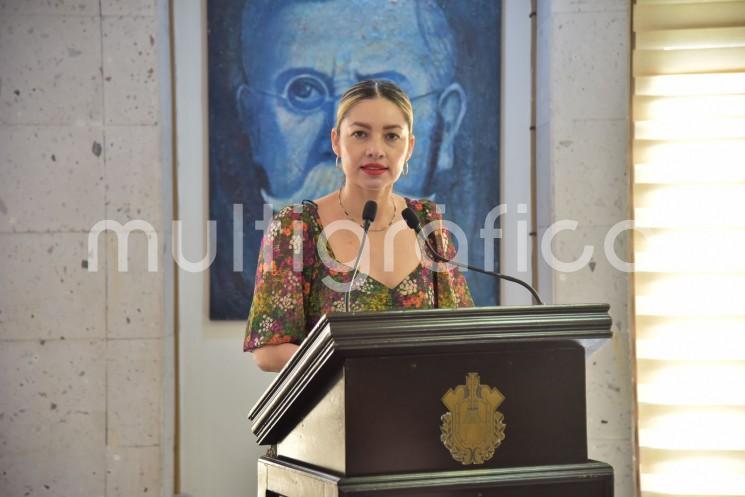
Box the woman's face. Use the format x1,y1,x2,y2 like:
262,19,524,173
331,97,415,192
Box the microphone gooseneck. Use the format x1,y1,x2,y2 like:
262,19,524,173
401,207,544,305
345,200,378,312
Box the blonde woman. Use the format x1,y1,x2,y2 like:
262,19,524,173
244,80,473,372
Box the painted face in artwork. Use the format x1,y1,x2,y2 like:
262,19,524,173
237,0,467,208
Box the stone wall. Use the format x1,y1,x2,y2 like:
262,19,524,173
0,0,173,496
536,1,635,496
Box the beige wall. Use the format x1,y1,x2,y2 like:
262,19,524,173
536,1,635,496
0,0,174,496
171,2,284,495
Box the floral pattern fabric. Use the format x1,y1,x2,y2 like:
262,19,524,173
244,198,474,352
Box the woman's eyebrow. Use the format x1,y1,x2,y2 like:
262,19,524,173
349,122,403,130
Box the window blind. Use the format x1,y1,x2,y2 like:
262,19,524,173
632,1,745,495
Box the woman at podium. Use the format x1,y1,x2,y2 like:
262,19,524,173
244,80,473,372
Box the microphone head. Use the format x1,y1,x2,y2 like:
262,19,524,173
401,207,421,232
362,201,378,224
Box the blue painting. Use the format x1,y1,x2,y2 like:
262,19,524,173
208,0,501,319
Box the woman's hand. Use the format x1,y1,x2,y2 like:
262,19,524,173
252,343,300,372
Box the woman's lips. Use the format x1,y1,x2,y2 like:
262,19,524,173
361,163,387,176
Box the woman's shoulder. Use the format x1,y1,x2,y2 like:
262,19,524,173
271,201,319,224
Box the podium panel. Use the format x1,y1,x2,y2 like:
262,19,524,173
249,305,615,496
344,342,587,474
258,457,614,497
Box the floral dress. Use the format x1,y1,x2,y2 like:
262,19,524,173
243,198,473,352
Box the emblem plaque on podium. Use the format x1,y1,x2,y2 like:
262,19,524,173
440,372,507,465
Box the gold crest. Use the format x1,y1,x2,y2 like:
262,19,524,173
440,372,506,465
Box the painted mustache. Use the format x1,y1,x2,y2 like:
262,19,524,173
261,163,344,210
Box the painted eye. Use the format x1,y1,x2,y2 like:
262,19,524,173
285,76,327,111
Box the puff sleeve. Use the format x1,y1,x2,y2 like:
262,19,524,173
243,205,308,352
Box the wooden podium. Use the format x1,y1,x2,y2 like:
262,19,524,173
248,304,615,496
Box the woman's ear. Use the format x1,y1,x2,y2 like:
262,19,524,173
407,134,416,161
330,127,340,156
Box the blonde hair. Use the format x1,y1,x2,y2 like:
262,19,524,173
335,80,414,133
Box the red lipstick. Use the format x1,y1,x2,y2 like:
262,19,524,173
360,162,388,176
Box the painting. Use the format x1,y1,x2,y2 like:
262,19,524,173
208,0,502,319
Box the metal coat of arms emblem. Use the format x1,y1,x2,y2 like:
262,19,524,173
440,372,506,465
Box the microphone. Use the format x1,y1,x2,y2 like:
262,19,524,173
361,201,377,230
345,200,378,312
401,207,544,305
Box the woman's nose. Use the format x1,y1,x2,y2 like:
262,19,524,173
365,138,385,158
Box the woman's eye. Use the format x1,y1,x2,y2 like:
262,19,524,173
386,133,401,141
351,130,367,138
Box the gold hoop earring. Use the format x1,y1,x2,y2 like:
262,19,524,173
403,161,409,176
336,156,341,169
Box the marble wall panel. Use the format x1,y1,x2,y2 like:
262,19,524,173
0,233,106,340
107,338,162,446
0,125,104,232
549,0,629,14
549,225,631,317
0,339,106,497
102,0,157,17
106,445,161,497
550,11,630,121
106,232,164,339
0,435,107,497
535,225,556,303
102,16,159,125
0,15,102,125
105,125,163,231
160,329,175,497
0,2,171,496
536,6,551,128
0,0,99,15
589,438,636,497
536,2,634,494
552,119,630,227
586,331,633,441
535,123,553,230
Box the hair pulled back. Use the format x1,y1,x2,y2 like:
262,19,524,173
335,80,414,133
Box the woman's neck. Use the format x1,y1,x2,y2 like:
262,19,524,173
339,183,397,227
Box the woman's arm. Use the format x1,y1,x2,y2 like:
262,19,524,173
244,205,309,370
252,343,300,372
